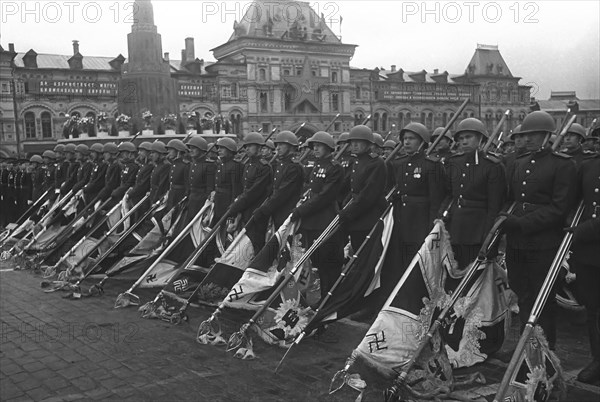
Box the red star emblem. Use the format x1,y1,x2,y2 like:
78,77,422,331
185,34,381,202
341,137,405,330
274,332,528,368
283,56,329,112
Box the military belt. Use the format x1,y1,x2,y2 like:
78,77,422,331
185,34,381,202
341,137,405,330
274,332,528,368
457,198,487,209
399,195,430,204
516,201,546,212
170,184,186,190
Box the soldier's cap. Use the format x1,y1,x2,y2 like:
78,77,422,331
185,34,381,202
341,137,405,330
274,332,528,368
118,142,137,153
103,142,119,154
263,139,275,150
216,137,238,152
75,144,90,155
151,141,168,154
383,140,397,150
138,141,154,152
64,143,77,153
431,127,453,140
30,155,43,164
90,143,104,154
53,144,65,153
42,150,56,159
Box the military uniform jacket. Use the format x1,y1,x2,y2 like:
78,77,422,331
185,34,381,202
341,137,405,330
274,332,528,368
444,150,507,245
61,161,80,195
187,157,216,218
111,160,139,200
389,152,447,243
229,156,272,222
339,152,388,231
571,154,600,264
72,161,93,194
337,153,355,205
42,164,56,193
31,167,46,201
55,160,69,190
6,169,16,202
258,155,304,227
97,160,122,201
295,156,344,231
83,160,108,200
506,148,576,249
565,147,586,167
19,170,32,203
149,160,171,204
213,158,243,220
167,158,190,210
128,162,153,204
0,168,8,202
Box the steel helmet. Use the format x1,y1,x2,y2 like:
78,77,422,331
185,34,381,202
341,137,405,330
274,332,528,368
372,133,385,148
187,135,208,152
75,144,89,155
138,141,154,152
29,155,43,164
216,137,238,153
337,132,350,144
151,141,168,154
509,124,522,140
400,122,431,143
64,143,77,153
118,142,137,153
519,111,556,134
274,131,299,147
166,139,189,153
348,125,374,143
243,132,265,146
54,144,65,153
383,140,397,150
103,142,119,154
566,123,586,139
264,139,275,150
307,131,335,150
431,127,452,141
42,150,56,159
90,143,104,154
454,118,488,140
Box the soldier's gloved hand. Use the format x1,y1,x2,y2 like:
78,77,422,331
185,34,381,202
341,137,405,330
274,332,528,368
27,200,33,206
501,215,521,233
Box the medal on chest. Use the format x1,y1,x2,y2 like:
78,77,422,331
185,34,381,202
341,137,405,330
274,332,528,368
413,167,422,179
315,167,326,179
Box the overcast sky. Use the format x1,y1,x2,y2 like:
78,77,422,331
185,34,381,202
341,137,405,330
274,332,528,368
2,0,599,100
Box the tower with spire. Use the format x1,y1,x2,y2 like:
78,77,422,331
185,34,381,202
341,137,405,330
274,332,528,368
118,0,178,127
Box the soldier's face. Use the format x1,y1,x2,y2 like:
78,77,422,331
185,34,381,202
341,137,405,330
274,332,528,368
313,143,332,158
457,132,481,153
582,138,597,152
402,132,423,154
139,150,149,160
276,143,293,158
523,132,547,151
103,152,112,161
350,140,370,155
245,144,260,157
562,133,582,151
514,135,527,150
167,148,178,160
65,152,73,161
151,152,160,163
261,146,273,157
190,147,202,158
434,137,450,151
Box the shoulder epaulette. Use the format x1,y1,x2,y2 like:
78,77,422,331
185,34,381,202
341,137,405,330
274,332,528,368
552,152,572,159
582,151,599,159
449,152,464,158
369,152,379,158
425,155,441,163
484,153,502,163
516,152,532,159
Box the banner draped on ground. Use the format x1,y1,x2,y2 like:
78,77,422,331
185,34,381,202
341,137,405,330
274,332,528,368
354,220,513,377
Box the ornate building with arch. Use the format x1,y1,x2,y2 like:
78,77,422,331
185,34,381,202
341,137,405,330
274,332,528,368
3,0,580,157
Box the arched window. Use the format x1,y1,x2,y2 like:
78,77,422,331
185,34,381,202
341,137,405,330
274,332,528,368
355,86,361,99
331,93,339,112
41,112,52,138
355,112,364,126
381,113,388,131
331,71,338,83
373,113,380,132
24,112,36,138
229,113,242,135
397,113,405,130
259,68,266,81
86,111,96,136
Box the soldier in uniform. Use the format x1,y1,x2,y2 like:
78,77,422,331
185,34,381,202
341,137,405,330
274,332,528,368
41,150,57,196
0,160,8,226
95,143,121,203
443,118,506,269
110,142,139,201
261,139,276,167
82,143,108,204
431,127,454,163
60,144,80,196
561,123,589,165
147,142,171,206
5,160,18,221
502,125,527,171
29,155,45,203
51,144,69,201
226,132,272,252
570,151,600,383
502,111,577,350
371,133,385,156
387,123,447,287
253,131,304,230
186,136,215,220
290,131,344,302
212,137,243,224
382,139,397,160
165,139,190,212
336,132,354,209
18,160,32,215
339,125,388,250
128,142,154,220
71,145,93,195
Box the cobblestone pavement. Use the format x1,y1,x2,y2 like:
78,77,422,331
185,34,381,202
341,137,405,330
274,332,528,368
1,263,599,401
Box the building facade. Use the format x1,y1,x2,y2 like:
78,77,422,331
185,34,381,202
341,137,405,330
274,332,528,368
2,0,583,157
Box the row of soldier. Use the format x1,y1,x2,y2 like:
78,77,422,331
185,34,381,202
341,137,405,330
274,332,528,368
1,111,599,383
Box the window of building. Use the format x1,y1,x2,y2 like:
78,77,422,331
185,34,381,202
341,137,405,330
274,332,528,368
259,91,268,112
41,112,52,138
355,86,361,99
24,82,30,93
354,113,364,126
259,68,266,81
230,113,242,134
331,71,338,83
312,70,317,77
334,122,341,132
262,123,270,133
283,69,290,76
296,68,302,76
24,111,36,138
331,93,339,112
284,91,292,112
231,83,238,98
382,113,388,131
373,113,380,132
